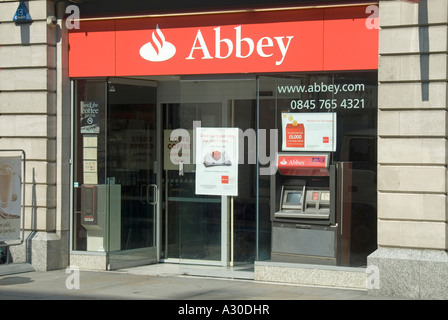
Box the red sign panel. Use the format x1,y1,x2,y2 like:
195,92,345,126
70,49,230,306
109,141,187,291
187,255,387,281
277,154,329,176
69,6,378,77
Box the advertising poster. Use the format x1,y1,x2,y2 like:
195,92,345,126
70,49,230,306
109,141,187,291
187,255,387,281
80,101,100,134
281,112,337,152
195,128,239,196
0,157,22,242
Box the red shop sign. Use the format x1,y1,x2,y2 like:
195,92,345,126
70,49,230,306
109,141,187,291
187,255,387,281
277,153,329,176
69,5,378,77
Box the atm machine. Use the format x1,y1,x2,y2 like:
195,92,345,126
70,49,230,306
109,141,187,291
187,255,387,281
270,152,338,265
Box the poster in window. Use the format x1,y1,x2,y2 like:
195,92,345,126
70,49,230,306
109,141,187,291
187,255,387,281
282,112,336,152
0,157,21,242
80,101,100,134
195,127,239,196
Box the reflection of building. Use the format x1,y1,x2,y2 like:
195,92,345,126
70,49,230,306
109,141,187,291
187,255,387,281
0,0,447,299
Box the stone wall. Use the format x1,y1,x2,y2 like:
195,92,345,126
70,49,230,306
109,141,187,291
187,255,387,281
0,0,69,271
369,0,448,299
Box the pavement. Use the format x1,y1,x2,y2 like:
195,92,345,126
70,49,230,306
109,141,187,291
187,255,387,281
0,262,404,304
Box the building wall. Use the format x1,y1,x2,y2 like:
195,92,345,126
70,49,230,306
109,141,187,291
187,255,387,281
0,0,69,271
368,0,448,299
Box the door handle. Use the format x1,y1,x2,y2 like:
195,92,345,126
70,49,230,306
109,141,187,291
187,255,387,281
147,184,158,205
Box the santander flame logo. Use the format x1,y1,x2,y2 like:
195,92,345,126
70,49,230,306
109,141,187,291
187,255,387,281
140,25,176,62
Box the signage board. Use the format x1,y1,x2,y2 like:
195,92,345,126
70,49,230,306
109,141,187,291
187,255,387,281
69,5,378,77
13,2,32,24
80,101,100,134
277,153,329,176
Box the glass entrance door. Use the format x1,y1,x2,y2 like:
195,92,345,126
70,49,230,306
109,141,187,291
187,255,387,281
163,102,223,264
162,77,257,270
106,79,158,269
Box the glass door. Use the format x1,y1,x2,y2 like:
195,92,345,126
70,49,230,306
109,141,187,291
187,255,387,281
106,79,159,269
164,102,223,264
165,77,257,273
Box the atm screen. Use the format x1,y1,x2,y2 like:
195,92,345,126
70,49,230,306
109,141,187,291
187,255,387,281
282,189,304,210
285,191,302,204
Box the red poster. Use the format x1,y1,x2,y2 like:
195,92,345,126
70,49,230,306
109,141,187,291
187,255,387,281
285,123,305,148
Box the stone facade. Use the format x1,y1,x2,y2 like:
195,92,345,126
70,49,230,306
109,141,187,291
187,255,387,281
0,0,69,271
368,0,448,299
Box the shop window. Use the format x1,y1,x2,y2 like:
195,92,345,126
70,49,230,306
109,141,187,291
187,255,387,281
257,72,377,267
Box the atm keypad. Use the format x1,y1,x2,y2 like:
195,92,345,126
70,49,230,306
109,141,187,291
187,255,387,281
320,192,330,201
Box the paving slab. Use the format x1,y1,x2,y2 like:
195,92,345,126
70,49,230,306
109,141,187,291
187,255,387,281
0,263,402,302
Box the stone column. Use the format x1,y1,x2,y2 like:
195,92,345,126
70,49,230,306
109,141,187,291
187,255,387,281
0,0,68,271
369,0,448,299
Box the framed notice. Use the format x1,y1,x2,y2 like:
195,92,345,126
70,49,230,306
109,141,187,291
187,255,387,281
281,112,336,152
195,128,239,196
0,156,22,242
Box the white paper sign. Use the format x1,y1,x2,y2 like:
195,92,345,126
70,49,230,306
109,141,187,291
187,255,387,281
195,128,239,196
281,112,336,152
